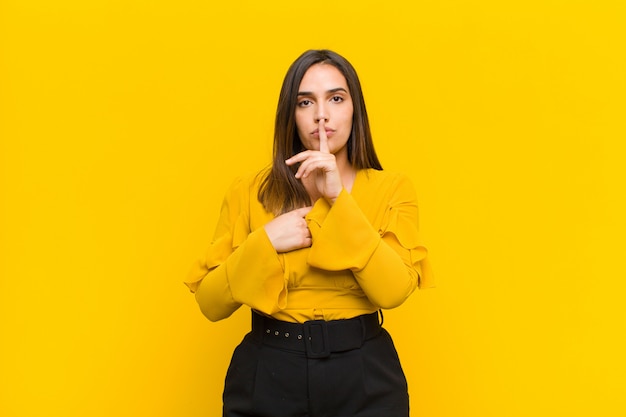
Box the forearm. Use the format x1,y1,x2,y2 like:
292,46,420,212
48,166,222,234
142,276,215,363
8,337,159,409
194,228,288,321
351,236,419,309
307,188,423,309
194,263,242,321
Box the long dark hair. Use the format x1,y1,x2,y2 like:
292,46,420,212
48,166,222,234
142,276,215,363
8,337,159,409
258,49,382,215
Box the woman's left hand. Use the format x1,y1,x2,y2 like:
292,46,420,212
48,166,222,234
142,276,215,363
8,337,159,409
285,120,343,204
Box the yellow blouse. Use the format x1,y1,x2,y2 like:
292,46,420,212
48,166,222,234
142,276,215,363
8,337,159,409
185,168,434,323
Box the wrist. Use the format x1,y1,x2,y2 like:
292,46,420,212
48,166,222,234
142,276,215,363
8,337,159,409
325,188,344,205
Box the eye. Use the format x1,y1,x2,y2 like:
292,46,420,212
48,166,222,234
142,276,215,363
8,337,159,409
331,96,344,103
298,99,312,107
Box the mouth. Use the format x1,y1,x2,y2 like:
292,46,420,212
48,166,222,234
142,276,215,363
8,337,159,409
311,128,335,138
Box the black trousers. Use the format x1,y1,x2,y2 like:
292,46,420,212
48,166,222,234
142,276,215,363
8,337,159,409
222,312,409,417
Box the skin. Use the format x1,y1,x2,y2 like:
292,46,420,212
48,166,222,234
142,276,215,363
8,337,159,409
264,63,356,253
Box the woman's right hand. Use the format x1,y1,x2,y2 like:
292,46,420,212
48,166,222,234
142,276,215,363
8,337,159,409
264,206,313,253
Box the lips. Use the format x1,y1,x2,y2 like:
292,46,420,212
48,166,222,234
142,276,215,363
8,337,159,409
312,128,335,137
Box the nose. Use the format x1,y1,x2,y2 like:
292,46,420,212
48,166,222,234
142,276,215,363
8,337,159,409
315,104,328,122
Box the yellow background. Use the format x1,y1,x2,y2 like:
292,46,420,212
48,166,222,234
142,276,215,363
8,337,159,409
1,0,625,416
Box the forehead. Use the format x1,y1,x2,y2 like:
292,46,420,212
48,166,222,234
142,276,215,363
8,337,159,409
298,63,349,92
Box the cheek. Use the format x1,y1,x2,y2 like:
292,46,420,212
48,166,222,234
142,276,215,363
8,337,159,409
294,114,307,136
342,107,354,129
295,126,307,143
343,115,354,134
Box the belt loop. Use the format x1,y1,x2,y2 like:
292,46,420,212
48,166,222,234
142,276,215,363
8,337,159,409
359,315,367,344
250,310,263,342
303,320,330,358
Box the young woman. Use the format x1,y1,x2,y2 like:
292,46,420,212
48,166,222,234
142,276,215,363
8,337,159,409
186,49,433,417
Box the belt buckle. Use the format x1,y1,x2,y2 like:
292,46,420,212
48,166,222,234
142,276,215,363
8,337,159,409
303,320,330,358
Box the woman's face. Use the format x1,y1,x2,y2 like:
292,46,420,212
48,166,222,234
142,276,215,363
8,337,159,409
294,63,354,161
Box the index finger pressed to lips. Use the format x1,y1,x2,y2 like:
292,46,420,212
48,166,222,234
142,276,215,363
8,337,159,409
318,120,329,153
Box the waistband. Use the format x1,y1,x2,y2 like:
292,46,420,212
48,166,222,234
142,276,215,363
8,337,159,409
251,311,382,358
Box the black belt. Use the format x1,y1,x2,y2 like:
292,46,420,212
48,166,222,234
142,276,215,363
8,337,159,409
251,311,382,358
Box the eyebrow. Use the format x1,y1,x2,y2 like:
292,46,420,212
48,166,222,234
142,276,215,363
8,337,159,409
297,87,349,96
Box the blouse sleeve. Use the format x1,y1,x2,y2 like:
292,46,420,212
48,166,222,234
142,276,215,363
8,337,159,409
305,173,433,309
184,176,288,321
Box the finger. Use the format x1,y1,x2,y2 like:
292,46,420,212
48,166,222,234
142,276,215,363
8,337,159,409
294,154,332,179
285,150,313,166
318,120,329,153
295,206,312,217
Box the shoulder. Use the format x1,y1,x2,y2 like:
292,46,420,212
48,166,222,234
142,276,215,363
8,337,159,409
355,169,418,210
359,168,415,192
217,169,269,217
225,168,268,196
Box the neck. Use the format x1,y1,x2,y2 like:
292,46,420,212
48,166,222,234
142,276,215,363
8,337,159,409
336,153,357,193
